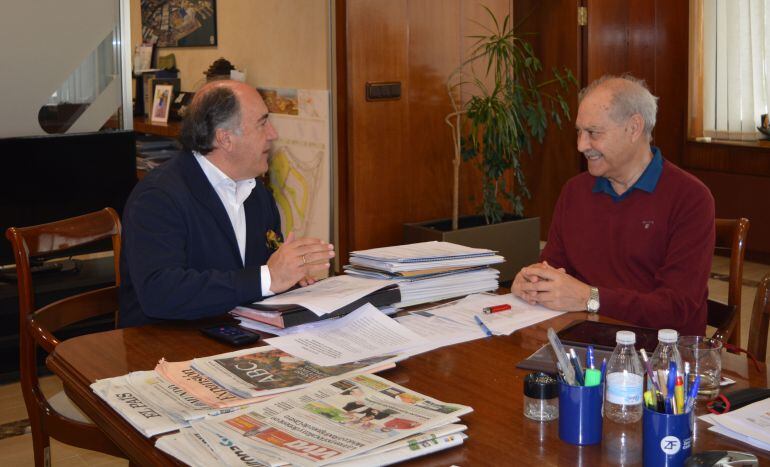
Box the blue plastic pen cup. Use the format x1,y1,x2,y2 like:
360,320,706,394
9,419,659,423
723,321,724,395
642,406,692,467
558,381,603,445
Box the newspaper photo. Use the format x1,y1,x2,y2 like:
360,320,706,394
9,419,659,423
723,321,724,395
191,345,399,398
189,373,472,466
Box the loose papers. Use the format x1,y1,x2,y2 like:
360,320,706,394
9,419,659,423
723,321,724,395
265,304,426,366
701,398,770,451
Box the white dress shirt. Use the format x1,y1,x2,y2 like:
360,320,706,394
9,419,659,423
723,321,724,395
194,153,274,296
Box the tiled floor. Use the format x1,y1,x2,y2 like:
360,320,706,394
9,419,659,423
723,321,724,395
0,258,767,466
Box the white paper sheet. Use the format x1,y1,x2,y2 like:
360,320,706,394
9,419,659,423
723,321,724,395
703,397,770,447
265,303,426,366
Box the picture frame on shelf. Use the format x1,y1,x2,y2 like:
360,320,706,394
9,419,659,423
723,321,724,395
150,84,173,123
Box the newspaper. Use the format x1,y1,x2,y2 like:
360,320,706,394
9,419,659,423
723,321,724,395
156,359,275,409
157,423,468,467
191,345,400,398
188,373,472,466
91,370,226,437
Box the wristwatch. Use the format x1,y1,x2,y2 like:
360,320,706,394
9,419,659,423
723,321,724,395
586,287,600,313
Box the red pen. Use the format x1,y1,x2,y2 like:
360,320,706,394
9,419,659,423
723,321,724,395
483,304,512,314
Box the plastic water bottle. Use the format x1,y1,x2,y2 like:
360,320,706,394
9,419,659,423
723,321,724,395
650,328,682,376
605,331,644,424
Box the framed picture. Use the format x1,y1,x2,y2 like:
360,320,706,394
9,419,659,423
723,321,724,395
151,84,173,123
141,0,217,48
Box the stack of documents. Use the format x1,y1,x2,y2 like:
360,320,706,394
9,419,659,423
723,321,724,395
346,241,504,307
156,373,472,466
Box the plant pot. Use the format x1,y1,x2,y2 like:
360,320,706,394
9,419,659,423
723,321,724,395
403,214,540,283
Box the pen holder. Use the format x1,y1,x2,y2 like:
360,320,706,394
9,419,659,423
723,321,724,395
642,406,692,467
558,381,603,445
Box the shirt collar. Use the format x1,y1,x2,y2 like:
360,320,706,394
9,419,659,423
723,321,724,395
193,152,256,203
592,146,663,201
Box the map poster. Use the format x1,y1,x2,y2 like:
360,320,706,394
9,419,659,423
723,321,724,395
141,0,217,47
258,87,331,244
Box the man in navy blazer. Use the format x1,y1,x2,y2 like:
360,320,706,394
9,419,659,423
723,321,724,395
119,81,334,327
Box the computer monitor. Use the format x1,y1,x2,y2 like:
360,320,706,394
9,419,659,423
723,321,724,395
0,130,137,270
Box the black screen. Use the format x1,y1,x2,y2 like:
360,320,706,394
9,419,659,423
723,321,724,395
0,130,137,266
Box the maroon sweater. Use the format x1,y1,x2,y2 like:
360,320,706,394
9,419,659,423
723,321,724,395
541,158,715,335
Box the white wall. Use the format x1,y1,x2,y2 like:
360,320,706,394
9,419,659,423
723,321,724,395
130,0,330,91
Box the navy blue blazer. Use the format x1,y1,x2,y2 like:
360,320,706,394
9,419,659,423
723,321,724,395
118,152,282,327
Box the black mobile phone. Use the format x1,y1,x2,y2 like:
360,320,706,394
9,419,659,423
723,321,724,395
200,325,261,346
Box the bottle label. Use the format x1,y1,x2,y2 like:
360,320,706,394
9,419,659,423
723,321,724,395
606,372,643,405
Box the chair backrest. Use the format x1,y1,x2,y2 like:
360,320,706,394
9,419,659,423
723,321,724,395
5,207,123,464
708,217,749,345
747,273,770,362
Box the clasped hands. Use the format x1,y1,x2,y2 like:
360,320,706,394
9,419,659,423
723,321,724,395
267,232,335,293
511,261,591,312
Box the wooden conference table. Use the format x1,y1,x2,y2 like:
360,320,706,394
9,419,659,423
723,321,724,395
48,312,769,466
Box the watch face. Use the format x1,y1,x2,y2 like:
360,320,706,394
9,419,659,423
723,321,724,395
587,299,599,312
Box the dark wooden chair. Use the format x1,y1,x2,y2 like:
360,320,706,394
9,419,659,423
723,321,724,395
747,273,770,362
708,217,750,346
5,208,124,467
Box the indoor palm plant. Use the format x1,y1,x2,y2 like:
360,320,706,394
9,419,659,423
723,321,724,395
446,6,575,229
405,7,575,281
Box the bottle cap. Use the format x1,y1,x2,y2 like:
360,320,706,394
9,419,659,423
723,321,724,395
524,372,559,399
657,328,678,343
616,330,636,345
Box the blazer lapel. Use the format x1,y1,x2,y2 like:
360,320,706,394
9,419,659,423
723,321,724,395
244,193,268,268
178,153,243,266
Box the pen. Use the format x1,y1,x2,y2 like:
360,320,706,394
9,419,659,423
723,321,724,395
473,315,493,337
686,374,700,414
683,362,690,399
569,349,585,386
666,362,677,414
483,304,512,314
675,375,685,414
586,345,595,369
639,349,660,392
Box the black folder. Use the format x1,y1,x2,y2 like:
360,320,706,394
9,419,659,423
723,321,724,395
240,284,401,328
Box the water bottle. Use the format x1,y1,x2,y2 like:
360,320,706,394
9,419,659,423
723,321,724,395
650,328,682,377
605,331,644,424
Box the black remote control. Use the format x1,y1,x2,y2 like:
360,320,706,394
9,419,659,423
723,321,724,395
200,325,261,346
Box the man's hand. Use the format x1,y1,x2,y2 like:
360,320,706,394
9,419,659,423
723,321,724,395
512,261,565,304
516,264,591,311
267,232,335,293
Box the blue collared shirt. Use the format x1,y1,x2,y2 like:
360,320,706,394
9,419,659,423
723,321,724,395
592,146,663,202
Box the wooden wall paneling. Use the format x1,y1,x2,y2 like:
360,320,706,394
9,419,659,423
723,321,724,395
652,0,688,166
690,168,770,261
335,0,350,268
513,0,582,238
345,0,511,253
347,0,409,251
405,0,463,225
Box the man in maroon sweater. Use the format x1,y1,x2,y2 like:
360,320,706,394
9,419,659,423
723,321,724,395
512,75,715,335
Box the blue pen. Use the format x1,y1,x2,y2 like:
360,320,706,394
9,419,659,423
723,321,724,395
600,358,607,383
686,374,701,414
586,345,595,369
666,362,677,414
473,315,492,337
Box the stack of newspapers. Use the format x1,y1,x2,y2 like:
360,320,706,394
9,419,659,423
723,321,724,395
345,241,504,307
91,346,470,465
